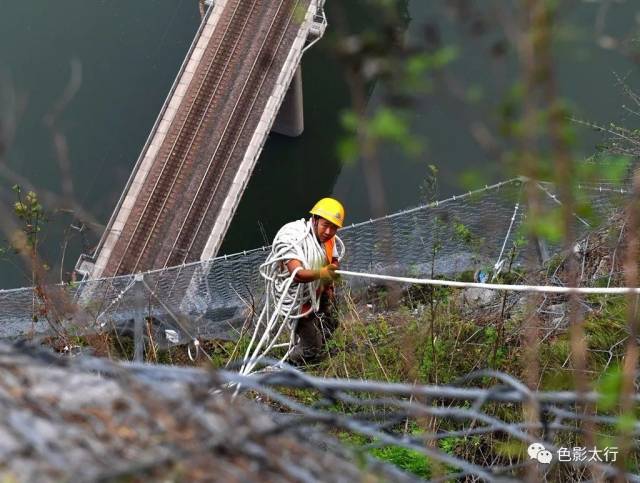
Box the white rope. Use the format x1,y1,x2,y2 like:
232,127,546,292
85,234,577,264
238,218,345,376
492,201,520,279
336,269,640,295
187,338,200,362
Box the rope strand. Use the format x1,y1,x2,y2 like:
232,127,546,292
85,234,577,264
336,269,640,294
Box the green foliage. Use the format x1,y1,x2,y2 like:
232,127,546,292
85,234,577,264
369,108,422,154
584,301,627,359
449,219,486,266
439,436,458,455
616,411,637,435
494,439,527,459
337,136,359,166
337,431,431,478
370,445,430,477
338,107,423,166
524,207,564,243
459,170,490,191
419,164,439,203
12,185,46,250
498,82,524,136
512,226,528,249
541,338,570,366
453,221,473,245
326,0,639,476
597,364,623,411
574,155,630,185
418,336,448,382
403,47,458,92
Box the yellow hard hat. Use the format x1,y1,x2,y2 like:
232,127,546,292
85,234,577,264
310,197,345,227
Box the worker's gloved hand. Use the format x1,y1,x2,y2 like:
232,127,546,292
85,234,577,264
318,263,339,281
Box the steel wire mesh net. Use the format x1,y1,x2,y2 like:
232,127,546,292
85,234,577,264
7,341,638,482
218,366,639,482
0,178,630,341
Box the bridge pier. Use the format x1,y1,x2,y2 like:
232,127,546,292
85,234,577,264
271,64,304,137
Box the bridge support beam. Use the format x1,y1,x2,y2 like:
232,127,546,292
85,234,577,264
271,64,304,137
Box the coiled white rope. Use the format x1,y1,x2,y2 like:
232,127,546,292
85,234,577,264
238,218,344,376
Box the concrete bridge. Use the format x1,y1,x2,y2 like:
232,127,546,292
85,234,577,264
77,0,327,279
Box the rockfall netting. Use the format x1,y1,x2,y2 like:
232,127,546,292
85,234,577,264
3,342,637,482
0,177,630,343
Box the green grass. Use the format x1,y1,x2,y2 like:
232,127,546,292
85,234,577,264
74,277,638,479
337,431,431,478
290,282,639,478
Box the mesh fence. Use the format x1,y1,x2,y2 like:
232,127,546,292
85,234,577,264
218,365,639,482
0,177,630,342
7,341,638,482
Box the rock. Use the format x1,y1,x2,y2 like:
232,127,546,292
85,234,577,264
547,303,567,327
547,303,565,314
461,287,499,307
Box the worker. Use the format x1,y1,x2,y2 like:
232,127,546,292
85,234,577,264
268,197,346,364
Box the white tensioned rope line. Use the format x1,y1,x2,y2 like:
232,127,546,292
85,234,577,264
576,182,630,194
492,186,523,279
238,219,345,376
335,270,640,294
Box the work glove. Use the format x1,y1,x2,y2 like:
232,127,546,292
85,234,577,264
318,263,339,281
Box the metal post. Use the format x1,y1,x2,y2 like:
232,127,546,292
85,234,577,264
133,273,146,362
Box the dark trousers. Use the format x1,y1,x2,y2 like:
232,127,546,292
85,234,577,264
290,291,338,364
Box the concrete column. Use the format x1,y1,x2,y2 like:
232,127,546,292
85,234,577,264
272,64,304,137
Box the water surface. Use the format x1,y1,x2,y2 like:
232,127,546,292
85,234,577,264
0,0,637,287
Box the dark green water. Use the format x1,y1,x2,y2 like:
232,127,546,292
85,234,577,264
0,1,638,288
